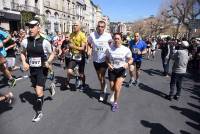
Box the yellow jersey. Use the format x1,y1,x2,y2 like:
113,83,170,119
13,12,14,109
70,31,87,54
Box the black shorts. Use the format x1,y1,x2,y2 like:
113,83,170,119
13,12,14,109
108,67,126,81
65,57,71,68
30,67,48,88
67,58,85,74
93,62,108,71
151,49,155,52
133,61,142,69
147,46,150,48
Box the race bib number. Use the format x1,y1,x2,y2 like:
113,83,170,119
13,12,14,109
72,54,82,61
95,46,104,53
29,57,42,67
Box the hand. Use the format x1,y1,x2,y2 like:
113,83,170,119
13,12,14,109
123,63,129,69
22,62,29,71
44,61,50,68
108,64,114,71
137,50,142,55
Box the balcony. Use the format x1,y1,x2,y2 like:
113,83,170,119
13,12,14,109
11,2,20,11
44,1,50,7
11,2,40,14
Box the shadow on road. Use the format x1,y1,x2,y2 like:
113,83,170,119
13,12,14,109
54,76,78,91
0,101,13,114
180,130,191,134
141,68,164,76
183,84,200,102
140,120,174,134
83,87,111,106
19,91,53,112
138,83,167,99
170,105,200,131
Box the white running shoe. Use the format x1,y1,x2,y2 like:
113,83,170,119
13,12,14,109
32,112,43,122
109,92,115,103
99,93,105,102
49,83,56,96
5,92,14,104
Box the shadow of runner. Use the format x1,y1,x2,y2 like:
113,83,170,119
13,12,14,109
138,83,167,99
180,130,191,134
140,120,174,134
0,101,13,114
83,87,111,107
19,91,53,112
141,68,164,76
170,105,200,131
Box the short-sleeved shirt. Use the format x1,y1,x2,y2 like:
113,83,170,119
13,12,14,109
70,31,87,54
0,30,9,57
106,44,132,69
129,39,147,62
21,36,52,56
88,31,112,63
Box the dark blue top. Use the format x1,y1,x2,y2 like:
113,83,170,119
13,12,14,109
129,39,147,61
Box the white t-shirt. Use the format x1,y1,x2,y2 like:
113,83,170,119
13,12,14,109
106,44,132,69
88,31,112,63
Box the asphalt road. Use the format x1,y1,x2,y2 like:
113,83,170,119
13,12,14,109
0,51,199,134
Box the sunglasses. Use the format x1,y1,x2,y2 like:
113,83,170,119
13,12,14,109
97,25,105,28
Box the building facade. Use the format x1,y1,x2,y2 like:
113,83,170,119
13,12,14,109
0,0,108,34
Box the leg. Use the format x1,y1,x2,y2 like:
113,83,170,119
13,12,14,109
168,73,176,100
175,74,184,97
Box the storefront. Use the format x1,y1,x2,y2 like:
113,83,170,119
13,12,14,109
0,11,21,32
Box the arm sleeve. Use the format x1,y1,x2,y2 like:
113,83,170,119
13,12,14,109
43,39,52,54
21,39,28,53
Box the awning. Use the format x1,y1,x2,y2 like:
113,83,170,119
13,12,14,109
0,11,21,21
76,0,85,5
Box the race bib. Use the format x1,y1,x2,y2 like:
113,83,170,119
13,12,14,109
72,54,82,61
29,57,42,67
95,46,104,53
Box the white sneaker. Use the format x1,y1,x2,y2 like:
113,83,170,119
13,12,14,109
99,93,105,102
49,83,56,96
109,92,115,103
5,92,14,104
32,112,43,122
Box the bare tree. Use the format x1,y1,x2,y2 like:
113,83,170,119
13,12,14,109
161,0,200,38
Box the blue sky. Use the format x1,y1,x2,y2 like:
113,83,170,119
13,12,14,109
92,0,163,22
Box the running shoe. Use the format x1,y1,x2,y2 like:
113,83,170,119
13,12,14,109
49,83,56,96
32,112,43,122
79,84,87,92
99,92,105,102
5,92,14,104
127,79,135,87
8,78,16,87
111,103,119,112
174,95,180,101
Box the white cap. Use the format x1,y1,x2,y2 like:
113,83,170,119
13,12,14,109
181,41,189,47
26,20,40,26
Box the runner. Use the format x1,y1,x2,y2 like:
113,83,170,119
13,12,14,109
87,20,112,101
106,33,132,112
150,38,157,59
21,20,55,122
0,29,16,87
127,32,147,87
66,20,87,91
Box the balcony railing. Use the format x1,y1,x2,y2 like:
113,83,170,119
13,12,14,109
20,4,40,14
11,2,20,11
11,2,40,14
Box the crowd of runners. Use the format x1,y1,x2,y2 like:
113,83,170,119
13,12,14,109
0,18,200,122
